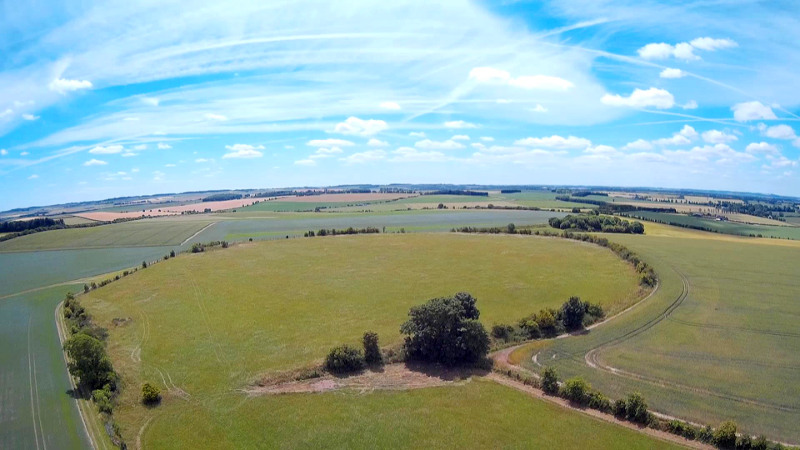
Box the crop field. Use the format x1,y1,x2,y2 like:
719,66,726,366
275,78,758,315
623,210,800,240
495,191,594,210
240,200,388,212
80,233,646,447
0,285,90,450
518,223,800,442
0,219,211,252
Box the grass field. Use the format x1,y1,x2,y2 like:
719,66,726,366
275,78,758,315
623,210,800,240
0,285,90,449
495,191,593,210
81,233,646,447
0,219,211,252
518,223,800,442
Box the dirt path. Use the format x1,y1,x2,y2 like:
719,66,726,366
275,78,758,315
487,373,711,449
179,221,216,246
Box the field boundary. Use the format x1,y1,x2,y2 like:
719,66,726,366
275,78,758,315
180,221,216,246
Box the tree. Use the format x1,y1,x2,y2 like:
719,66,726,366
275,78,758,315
64,334,115,389
625,392,649,424
142,382,161,405
142,261,148,269
562,377,590,404
560,296,586,330
506,223,516,233
714,421,738,449
541,366,559,395
400,292,489,366
324,344,365,373
362,331,382,365
83,284,90,293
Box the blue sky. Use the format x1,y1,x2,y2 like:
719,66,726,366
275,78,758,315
1,0,799,210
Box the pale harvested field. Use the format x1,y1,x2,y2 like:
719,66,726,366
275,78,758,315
75,198,260,221
272,193,416,203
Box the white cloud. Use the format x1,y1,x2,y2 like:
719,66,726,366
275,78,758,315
702,130,738,144
659,68,686,79
83,159,108,166
367,138,388,147
732,101,777,122
765,155,798,169
469,67,573,91
152,171,165,181
585,145,618,155
514,135,591,149
745,142,780,155
379,101,401,110
764,124,796,140
89,145,123,154
0,149,7,156
530,104,548,113
480,136,494,142
165,163,177,167
444,120,477,129
409,132,426,138
689,37,738,51
307,139,354,147
195,158,210,163
654,125,698,146
123,117,139,121
682,100,698,110
204,113,228,121
310,146,344,159
622,139,653,151
339,150,387,164
415,139,465,150
294,159,316,166
638,37,736,61
0,109,13,119
333,117,387,136
601,88,675,109
121,152,138,157
157,142,172,149
133,144,147,150
451,135,470,141
28,174,39,180
390,147,449,163
223,143,264,159
496,99,511,104
20,151,29,156
22,113,39,121
131,168,139,173
141,97,159,106
663,144,755,165
49,78,93,94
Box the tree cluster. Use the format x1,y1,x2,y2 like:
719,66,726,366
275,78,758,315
548,214,644,234
201,193,243,202
0,217,63,232
191,240,229,253
305,227,380,237
400,292,490,366
324,331,384,374
492,297,605,344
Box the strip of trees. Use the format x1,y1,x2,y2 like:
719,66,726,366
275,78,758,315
304,227,380,237
548,214,644,234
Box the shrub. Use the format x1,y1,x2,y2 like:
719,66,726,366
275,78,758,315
625,392,649,424
751,436,768,450
560,296,586,330
612,399,627,418
141,382,161,404
491,324,515,341
714,421,738,449
324,344,365,374
92,385,113,413
698,425,715,443
362,331,382,365
736,435,753,450
541,366,559,395
141,261,147,269
586,391,611,412
169,250,176,258
561,377,590,404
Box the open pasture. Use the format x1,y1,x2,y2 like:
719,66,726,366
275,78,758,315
624,211,800,240
520,223,800,442
495,191,594,210
0,219,211,252
81,233,645,447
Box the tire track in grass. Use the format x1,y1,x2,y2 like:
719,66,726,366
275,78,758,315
27,317,42,450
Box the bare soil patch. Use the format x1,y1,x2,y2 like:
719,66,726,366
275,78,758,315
246,363,482,396
75,199,261,221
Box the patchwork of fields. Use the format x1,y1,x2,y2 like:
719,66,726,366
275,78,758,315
81,233,646,447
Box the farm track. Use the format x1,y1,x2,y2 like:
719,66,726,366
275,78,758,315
180,222,216,246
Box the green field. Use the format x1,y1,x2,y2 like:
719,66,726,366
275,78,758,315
519,223,800,442
0,219,211,252
81,233,647,447
0,285,90,449
624,210,800,240
495,191,594,210
242,200,392,212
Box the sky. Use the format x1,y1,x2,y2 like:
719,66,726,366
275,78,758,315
1,0,800,211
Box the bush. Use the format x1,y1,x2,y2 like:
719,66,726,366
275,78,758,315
491,324,515,341
736,435,753,450
541,366,559,395
751,436,768,450
714,421,738,449
625,392,649,424
141,382,161,404
586,391,611,412
92,385,113,413
560,296,586,330
612,398,627,418
362,331,382,365
698,425,715,443
63,334,115,390
324,344,365,374
561,377,590,404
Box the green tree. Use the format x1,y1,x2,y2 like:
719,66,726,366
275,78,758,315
63,334,115,389
400,292,489,366
625,392,649,424
560,296,586,330
541,366,559,395
142,382,161,404
714,421,738,449
562,377,590,404
362,331,382,365
324,344,365,373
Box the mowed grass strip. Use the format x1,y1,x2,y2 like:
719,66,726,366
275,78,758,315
0,219,211,252
82,233,643,445
142,379,683,449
